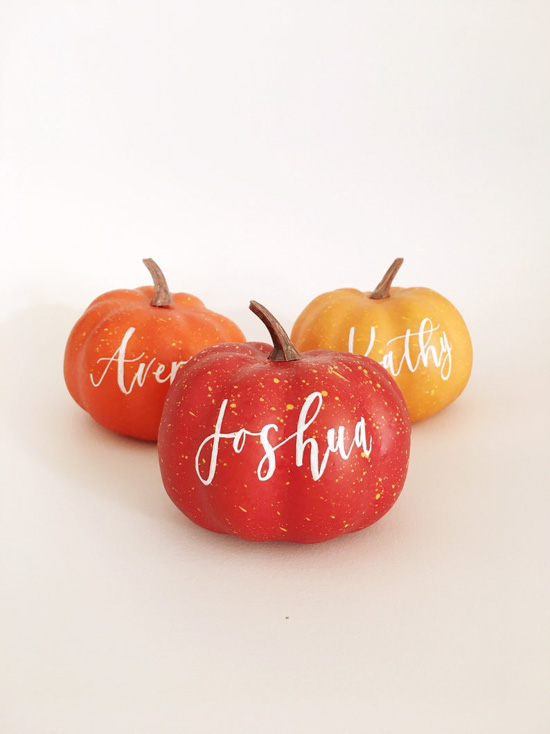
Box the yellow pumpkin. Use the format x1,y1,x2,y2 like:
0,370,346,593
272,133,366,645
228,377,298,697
291,258,472,422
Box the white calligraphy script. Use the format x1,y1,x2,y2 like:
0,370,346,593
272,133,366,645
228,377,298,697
348,318,452,380
195,391,373,485
90,327,188,394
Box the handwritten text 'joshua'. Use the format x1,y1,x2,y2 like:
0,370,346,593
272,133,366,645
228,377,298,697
195,391,373,485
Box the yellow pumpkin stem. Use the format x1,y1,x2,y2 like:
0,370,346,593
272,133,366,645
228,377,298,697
143,258,174,307
249,301,301,362
370,257,404,299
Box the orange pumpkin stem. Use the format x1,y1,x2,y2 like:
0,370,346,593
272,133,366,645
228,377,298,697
249,301,301,362
370,257,404,299
143,258,174,307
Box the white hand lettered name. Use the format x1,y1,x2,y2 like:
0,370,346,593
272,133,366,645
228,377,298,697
195,391,373,485
90,327,188,394
348,318,452,380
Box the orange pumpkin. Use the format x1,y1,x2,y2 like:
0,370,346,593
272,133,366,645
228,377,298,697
291,258,472,422
64,259,246,441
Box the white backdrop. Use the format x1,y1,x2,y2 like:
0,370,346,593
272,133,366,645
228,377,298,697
1,2,549,732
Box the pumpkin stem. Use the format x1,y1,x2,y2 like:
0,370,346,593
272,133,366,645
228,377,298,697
249,301,301,362
143,258,174,307
369,257,404,299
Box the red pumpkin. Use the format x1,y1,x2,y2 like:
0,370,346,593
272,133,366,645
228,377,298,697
64,259,245,441
158,302,411,544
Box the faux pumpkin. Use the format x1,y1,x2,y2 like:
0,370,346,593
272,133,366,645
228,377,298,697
290,258,472,422
158,301,411,543
64,259,245,440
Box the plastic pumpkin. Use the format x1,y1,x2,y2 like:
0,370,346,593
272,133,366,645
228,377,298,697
291,258,472,422
64,258,245,440
158,301,411,543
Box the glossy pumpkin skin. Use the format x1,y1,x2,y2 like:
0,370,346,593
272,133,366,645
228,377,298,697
291,272,472,423
158,303,411,544
64,275,245,441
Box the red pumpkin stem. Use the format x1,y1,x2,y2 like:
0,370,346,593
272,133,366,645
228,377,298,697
369,257,404,299
249,301,301,362
143,258,174,307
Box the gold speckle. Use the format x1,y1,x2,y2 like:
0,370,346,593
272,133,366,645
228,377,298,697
273,377,280,383
286,403,294,410
238,506,247,513
328,367,349,382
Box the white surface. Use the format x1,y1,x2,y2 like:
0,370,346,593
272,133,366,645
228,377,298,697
1,1,550,732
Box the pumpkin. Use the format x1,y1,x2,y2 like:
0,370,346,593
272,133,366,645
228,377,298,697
64,258,246,441
290,258,472,422
158,301,411,543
